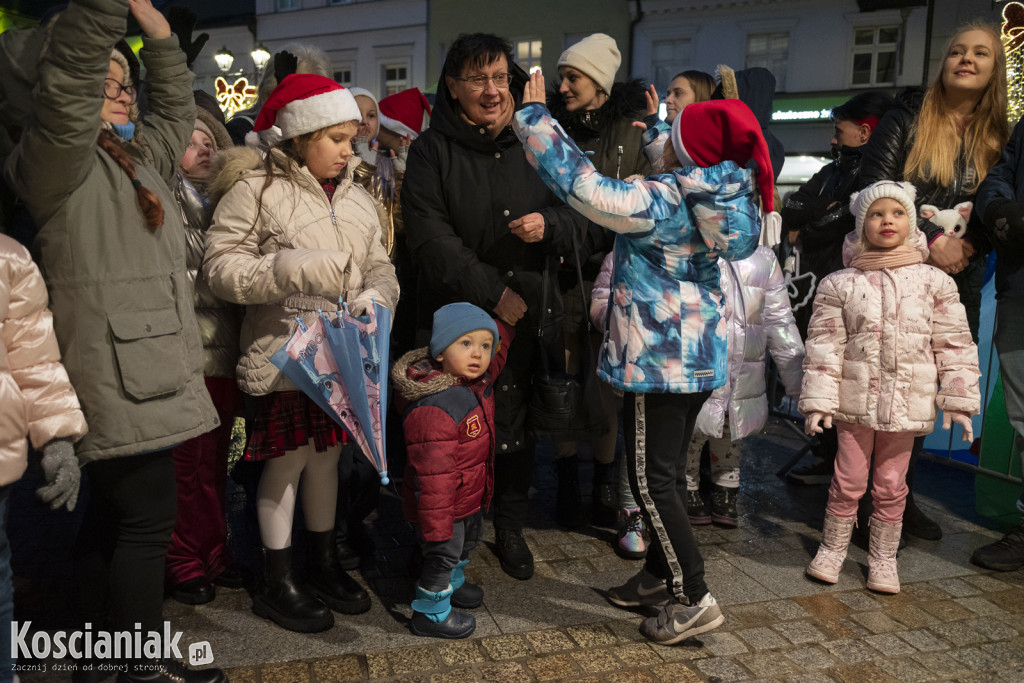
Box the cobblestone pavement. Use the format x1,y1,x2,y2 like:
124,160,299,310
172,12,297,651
15,417,1024,682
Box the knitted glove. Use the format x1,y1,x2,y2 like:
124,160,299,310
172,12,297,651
167,8,209,70
37,439,80,512
274,51,298,84
353,136,378,166
393,144,409,173
982,198,1024,251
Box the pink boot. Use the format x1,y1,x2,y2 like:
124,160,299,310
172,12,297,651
806,514,856,584
866,517,902,594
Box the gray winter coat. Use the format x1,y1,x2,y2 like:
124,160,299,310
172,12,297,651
3,0,217,463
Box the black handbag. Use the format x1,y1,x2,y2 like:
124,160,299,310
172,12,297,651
526,227,610,443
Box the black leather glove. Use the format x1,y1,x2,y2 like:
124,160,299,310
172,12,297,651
274,51,299,84
167,8,209,70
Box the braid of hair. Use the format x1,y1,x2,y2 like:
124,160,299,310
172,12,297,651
97,129,164,229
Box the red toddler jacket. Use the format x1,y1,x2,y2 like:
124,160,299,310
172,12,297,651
392,322,513,542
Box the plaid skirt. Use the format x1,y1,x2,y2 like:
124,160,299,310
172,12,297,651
245,391,348,461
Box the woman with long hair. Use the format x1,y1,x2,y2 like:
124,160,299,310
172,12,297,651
857,22,1009,541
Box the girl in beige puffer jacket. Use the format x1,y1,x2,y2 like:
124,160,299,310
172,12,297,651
800,181,980,595
204,75,398,634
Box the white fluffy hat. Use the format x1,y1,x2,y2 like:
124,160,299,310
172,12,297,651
849,180,918,235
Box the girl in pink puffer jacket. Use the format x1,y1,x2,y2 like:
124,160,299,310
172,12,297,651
800,181,980,594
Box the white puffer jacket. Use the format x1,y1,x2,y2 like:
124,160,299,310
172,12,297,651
591,246,804,439
0,235,88,484
203,146,399,396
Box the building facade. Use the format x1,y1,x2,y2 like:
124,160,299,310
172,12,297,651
427,0,634,91
256,0,428,99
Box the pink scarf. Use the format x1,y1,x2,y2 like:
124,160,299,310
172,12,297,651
850,244,922,271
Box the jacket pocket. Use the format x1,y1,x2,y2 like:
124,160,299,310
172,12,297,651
908,363,939,422
108,308,188,401
838,361,870,416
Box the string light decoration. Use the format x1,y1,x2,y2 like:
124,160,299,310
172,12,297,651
1002,1,1024,122
215,76,258,120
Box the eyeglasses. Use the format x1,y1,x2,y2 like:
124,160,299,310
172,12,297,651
103,78,137,103
454,72,512,91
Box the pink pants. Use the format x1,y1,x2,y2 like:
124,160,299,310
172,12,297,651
826,421,914,525
165,377,241,585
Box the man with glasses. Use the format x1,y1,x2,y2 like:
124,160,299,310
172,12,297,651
402,33,597,580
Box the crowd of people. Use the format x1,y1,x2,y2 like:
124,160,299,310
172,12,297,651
0,0,1022,680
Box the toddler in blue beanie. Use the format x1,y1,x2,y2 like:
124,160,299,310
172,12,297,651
391,303,513,639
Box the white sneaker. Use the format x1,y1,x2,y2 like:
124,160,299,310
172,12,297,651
640,593,724,645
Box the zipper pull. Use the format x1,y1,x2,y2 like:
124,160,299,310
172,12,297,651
330,208,338,226
616,145,623,179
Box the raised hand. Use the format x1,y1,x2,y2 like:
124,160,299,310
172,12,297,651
523,70,546,105
274,50,298,84
167,7,209,69
643,84,659,116
129,0,171,40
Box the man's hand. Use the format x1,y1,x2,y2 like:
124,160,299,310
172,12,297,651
927,234,970,274
129,0,171,39
523,70,545,105
510,213,545,243
804,412,832,436
494,287,527,325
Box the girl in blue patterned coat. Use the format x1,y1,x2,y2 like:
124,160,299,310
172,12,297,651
514,72,767,644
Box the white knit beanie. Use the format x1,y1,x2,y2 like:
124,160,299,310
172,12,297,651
849,180,918,236
557,33,620,95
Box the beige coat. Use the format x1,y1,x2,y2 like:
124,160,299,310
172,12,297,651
0,235,88,485
203,146,399,395
799,232,980,433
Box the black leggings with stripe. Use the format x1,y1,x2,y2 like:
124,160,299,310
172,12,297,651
624,391,712,604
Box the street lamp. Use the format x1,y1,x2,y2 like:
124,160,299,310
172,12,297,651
214,46,234,73
251,44,271,75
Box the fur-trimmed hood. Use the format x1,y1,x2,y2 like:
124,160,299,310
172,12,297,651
391,347,458,403
548,78,648,134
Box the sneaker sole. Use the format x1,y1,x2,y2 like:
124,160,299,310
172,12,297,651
711,513,738,527
648,611,726,645
688,514,712,525
607,593,671,609
866,581,900,594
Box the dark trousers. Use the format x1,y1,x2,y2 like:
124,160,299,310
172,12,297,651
624,391,711,604
75,450,177,635
166,377,239,585
335,443,381,541
418,512,482,591
492,449,534,532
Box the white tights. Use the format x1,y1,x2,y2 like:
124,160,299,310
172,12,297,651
256,442,341,549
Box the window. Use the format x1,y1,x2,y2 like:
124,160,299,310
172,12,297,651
333,68,352,86
276,0,299,11
381,64,408,97
851,26,899,86
516,39,543,74
651,38,693,93
746,32,788,91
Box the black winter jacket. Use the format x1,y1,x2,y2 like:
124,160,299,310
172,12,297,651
857,104,990,252
401,61,598,451
975,116,1024,298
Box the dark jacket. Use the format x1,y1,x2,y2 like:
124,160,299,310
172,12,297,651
394,322,513,542
401,61,598,450
975,115,1024,298
781,146,862,335
550,79,651,277
857,101,990,252
3,0,218,463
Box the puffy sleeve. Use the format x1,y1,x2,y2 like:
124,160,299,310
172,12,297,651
931,274,981,415
798,275,846,417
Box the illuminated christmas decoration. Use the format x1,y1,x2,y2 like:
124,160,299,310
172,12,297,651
215,76,258,120
1002,1,1024,123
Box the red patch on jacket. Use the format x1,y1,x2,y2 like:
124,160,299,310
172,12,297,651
465,414,482,438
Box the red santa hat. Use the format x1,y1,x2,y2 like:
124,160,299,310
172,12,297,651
378,87,432,139
670,99,775,213
249,74,361,146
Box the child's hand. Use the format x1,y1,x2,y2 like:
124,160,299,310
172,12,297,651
942,411,974,442
643,84,660,116
523,70,546,105
804,412,832,436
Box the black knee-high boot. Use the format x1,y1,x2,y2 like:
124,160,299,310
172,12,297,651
252,546,334,633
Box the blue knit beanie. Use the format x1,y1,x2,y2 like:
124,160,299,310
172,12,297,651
429,303,500,359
